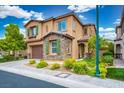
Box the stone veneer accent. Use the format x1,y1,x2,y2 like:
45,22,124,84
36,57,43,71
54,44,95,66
43,34,72,60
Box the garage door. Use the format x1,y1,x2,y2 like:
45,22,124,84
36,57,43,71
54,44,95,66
31,45,43,59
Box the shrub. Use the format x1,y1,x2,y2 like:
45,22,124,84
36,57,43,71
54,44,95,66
3,55,15,61
50,63,60,70
87,67,96,76
36,60,48,68
72,62,88,74
101,55,113,65
103,51,113,56
107,68,124,81
64,58,76,69
29,59,36,64
0,58,7,63
86,63,107,78
99,67,107,79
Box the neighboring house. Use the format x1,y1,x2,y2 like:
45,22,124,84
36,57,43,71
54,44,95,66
114,10,124,59
25,12,96,60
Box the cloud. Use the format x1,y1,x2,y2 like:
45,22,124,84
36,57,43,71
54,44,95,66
3,24,9,27
0,5,32,19
79,15,87,20
99,27,116,40
99,27,115,32
67,5,96,13
23,11,44,25
0,5,44,25
113,18,120,25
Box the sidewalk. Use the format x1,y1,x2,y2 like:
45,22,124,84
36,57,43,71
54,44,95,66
113,59,124,68
0,59,124,88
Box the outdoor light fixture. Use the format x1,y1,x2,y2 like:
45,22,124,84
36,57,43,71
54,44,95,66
96,5,100,77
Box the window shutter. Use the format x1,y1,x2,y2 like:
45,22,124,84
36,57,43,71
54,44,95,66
36,26,38,35
26,28,29,37
45,40,49,55
56,39,61,54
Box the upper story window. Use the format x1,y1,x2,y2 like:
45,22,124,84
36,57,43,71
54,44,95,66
31,26,38,36
84,28,88,35
72,19,76,30
58,20,66,32
27,26,38,38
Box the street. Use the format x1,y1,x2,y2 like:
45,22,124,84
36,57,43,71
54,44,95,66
0,70,65,88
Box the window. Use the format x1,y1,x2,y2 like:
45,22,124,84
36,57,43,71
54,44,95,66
84,28,87,35
58,20,66,32
72,19,76,30
30,26,38,37
51,40,57,53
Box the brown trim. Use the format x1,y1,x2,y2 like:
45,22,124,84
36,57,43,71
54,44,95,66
42,31,75,39
24,20,42,27
26,38,42,43
114,38,122,41
78,39,88,44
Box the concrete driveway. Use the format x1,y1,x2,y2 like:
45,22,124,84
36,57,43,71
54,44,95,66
0,59,124,88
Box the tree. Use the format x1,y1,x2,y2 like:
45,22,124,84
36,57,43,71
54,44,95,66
0,39,9,51
4,24,26,56
88,36,114,57
88,35,107,56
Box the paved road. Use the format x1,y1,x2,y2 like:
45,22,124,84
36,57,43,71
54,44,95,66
0,70,65,88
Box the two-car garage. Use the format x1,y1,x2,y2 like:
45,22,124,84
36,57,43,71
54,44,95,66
31,45,43,59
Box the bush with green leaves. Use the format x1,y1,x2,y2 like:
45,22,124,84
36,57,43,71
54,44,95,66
64,58,76,69
36,60,48,68
29,59,36,64
103,51,113,56
87,67,96,76
107,68,124,81
3,55,15,61
97,63,107,79
50,63,60,70
101,55,113,65
72,62,88,74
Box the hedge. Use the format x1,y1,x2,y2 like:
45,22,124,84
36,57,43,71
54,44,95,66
107,68,124,81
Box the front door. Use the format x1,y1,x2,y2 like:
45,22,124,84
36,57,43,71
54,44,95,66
79,44,85,58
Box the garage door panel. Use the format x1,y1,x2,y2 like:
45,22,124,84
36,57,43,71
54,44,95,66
32,45,43,59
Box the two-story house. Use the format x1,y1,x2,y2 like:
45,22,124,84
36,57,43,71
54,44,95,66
114,10,124,59
25,12,96,60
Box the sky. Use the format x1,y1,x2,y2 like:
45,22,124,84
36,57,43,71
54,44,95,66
99,5,123,40
0,5,123,40
0,5,96,39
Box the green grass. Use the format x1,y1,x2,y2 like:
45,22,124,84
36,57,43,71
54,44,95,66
107,68,124,81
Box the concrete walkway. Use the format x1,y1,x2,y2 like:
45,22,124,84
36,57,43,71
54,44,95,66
0,59,124,88
113,59,124,68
